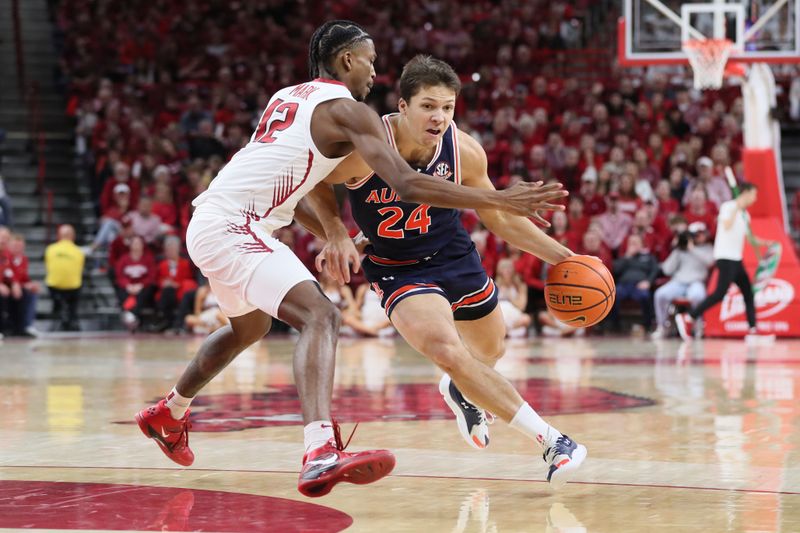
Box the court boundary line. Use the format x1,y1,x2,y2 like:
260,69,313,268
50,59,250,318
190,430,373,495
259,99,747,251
3,465,798,496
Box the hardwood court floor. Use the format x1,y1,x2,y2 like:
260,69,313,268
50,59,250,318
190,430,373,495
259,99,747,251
1,333,799,532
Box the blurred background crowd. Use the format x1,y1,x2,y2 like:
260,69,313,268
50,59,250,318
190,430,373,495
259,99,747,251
2,0,800,339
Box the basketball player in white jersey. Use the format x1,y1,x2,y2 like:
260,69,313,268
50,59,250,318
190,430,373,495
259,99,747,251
315,56,586,488
134,20,567,498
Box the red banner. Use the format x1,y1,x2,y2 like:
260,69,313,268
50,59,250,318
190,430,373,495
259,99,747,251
704,217,800,337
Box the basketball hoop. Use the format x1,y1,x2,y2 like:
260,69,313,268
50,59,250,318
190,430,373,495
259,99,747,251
682,38,734,90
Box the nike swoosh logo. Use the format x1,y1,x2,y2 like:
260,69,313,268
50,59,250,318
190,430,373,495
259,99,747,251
564,316,586,324
161,428,171,439
306,453,338,469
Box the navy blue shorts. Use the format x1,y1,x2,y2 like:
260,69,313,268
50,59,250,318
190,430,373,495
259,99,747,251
362,238,498,321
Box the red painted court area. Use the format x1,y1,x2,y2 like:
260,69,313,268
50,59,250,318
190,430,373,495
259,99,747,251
0,481,352,532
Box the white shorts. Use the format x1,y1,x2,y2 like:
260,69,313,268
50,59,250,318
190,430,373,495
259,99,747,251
186,208,315,318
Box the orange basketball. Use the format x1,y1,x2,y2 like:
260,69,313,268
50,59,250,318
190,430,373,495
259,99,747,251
544,255,615,327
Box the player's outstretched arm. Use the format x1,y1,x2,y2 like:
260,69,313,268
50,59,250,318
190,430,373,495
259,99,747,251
457,131,573,265
323,100,567,217
301,182,361,284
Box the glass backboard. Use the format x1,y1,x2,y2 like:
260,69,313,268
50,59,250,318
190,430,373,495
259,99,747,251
619,0,800,65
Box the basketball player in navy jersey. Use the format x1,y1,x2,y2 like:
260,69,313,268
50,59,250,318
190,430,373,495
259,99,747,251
316,55,587,487
134,21,568,498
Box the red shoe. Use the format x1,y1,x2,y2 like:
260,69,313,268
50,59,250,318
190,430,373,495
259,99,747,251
135,399,194,466
675,313,694,341
298,421,395,498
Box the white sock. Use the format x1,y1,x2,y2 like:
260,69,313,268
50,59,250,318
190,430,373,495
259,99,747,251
304,421,334,453
509,403,561,447
165,388,193,420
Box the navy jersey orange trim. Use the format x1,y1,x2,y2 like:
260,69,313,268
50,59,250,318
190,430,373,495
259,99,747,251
347,115,471,261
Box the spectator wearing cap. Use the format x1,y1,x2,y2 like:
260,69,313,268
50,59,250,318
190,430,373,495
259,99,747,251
578,167,605,216
682,156,732,209
44,224,84,332
88,182,132,255
100,162,140,215
594,192,633,255
9,233,41,336
652,222,714,339
611,233,659,333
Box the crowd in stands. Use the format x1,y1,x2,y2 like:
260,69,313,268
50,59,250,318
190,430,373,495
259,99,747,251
1,1,799,337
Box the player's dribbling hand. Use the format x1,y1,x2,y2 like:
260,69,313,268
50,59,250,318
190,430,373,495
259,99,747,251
315,236,361,285
501,181,568,219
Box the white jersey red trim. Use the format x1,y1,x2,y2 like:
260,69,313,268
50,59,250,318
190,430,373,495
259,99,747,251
192,79,355,235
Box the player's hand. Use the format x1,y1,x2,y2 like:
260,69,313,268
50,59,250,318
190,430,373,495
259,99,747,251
315,236,361,285
0,283,10,297
11,282,22,300
500,181,568,218
637,280,651,290
352,231,370,255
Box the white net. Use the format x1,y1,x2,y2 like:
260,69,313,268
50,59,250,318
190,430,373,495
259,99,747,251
682,38,734,90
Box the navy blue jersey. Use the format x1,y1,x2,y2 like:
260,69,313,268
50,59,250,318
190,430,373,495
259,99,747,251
346,114,473,263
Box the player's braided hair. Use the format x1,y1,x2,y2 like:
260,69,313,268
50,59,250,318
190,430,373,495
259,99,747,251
308,20,370,79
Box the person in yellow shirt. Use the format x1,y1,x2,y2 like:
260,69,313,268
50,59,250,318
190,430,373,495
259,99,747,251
45,224,84,331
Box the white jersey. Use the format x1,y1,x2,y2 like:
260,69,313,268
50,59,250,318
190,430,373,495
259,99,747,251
192,78,354,231
713,200,749,261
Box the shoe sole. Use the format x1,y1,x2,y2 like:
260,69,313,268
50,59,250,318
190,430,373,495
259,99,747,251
135,412,194,467
675,315,692,342
438,375,487,450
298,451,396,498
548,444,587,490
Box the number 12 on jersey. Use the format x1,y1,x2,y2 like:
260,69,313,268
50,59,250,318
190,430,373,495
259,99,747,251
377,205,431,239
253,98,299,144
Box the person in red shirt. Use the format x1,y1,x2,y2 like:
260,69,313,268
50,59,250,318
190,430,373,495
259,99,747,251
108,219,136,277
155,235,197,332
0,226,21,337
547,210,581,252
507,245,546,328
9,233,42,336
654,179,680,216
616,172,643,217
100,162,140,215
152,181,178,231
578,169,605,216
115,235,156,330
683,187,718,238
577,228,613,271
567,196,590,237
